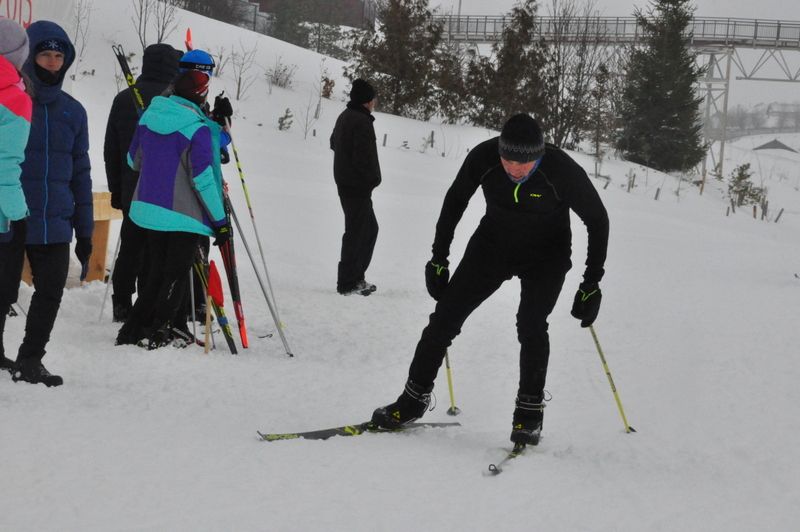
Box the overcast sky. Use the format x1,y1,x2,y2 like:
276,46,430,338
431,0,800,106
432,0,800,20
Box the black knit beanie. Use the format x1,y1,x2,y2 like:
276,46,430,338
349,78,375,104
499,114,545,162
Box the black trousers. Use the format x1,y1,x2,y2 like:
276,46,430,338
124,230,200,336
0,220,27,358
408,234,567,398
0,223,71,362
112,213,149,304
337,195,378,291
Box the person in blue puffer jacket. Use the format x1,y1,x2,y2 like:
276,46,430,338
115,69,230,349
8,21,94,387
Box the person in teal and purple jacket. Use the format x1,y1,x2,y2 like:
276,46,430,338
0,17,32,377
116,69,231,349
6,21,93,387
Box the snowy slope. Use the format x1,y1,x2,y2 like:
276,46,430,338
1,2,799,531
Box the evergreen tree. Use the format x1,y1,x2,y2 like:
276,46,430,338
345,0,444,120
465,0,550,131
270,1,312,48
728,163,764,207
615,0,705,172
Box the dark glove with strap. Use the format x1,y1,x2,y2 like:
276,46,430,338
75,237,93,281
425,259,449,301
212,93,233,128
570,282,602,327
212,221,232,247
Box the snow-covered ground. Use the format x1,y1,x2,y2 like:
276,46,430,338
1,2,799,531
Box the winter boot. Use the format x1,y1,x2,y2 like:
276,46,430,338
116,320,145,346
338,280,377,297
371,380,433,429
12,358,63,387
510,393,546,445
112,295,132,323
0,354,14,374
144,326,174,350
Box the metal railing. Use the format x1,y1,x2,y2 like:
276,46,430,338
434,15,800,49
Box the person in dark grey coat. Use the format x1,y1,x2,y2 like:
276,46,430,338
329,79,381,296
104,43,180,322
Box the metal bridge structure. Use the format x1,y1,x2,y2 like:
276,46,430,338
433,15,800,188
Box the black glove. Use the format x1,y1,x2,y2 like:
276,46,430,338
425,259,449,301
220,147,230,164
570,282,602,327
75,237,92,281
212,93,233,127
75,237,92,265
110,192,122,211
212,222,232,247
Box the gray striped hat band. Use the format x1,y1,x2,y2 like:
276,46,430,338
498,137,545,162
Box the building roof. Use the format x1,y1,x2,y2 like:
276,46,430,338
753,139,798,152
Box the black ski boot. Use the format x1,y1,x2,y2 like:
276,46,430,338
371,380,433,429
0,354,15,374
144,326,174,350
112,295,132,323
510,393,545,445
12,359,63,387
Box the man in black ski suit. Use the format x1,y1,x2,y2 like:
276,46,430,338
372,114,609,445
104,43,180,322
330,78,381,296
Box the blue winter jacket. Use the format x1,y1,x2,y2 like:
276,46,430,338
16,21,93,245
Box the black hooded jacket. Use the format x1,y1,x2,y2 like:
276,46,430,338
104,43,180,212
432,137,609,284
329,101,382,197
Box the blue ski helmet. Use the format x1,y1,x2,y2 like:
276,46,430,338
179,49,215,76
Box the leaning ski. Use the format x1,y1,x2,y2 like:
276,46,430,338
257,421,460,442
111,44,145,113
486,442,528,476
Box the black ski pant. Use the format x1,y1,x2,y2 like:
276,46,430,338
112,213,149,306
0,220,27,358
337,195,378,292
408,236,567,398
14,242,70,362
124,230,200,337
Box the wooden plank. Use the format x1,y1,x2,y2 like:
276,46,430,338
85,219,110,283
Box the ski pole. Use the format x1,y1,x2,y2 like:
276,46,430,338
98,234,122,322
589,325,635,433
229,205,294,357
444,351,460,415
188,267,198,347
224,117,284,327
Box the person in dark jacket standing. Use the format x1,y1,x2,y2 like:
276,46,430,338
371,114,610,445
104,43,180,322
330,79,381,296
9,21,94,387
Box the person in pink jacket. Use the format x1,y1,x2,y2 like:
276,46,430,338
0,18,32,375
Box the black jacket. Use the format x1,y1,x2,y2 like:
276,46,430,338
432,137,609,284
329,102,381,197
104,44,179,213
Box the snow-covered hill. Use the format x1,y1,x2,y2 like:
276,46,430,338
1,2,799,531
